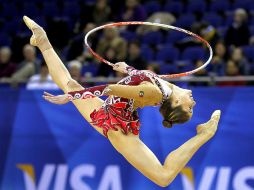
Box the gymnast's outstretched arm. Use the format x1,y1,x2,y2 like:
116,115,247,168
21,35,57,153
107,110,221,187
43,82,163,106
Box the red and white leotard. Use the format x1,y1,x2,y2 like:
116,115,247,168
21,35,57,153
68,67,172,137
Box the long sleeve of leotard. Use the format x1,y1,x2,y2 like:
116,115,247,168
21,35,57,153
67,82,162,104
67,85,108,100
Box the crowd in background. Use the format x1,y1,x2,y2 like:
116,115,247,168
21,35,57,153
0,0,254,89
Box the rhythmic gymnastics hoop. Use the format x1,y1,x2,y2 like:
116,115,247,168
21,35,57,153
84,21,213,79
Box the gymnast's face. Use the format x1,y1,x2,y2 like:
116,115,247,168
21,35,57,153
173,86,196,119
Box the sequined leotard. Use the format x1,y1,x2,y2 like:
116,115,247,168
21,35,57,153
68,67,172,137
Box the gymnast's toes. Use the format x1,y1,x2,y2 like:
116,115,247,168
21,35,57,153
196,110,221,137
23,15,49,48
23,16,40,30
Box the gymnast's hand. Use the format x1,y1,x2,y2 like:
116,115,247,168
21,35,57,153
113,62,129,74
43,92,70,105
196,110,221,138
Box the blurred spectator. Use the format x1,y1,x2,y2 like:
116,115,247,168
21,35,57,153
120,0,147,21
213,41,228,63
92,0,111,25
47,18,70,50
0,47,16,79
26,62,58,90
147,63,160,74
10,45,39,85
199,23,220,48
0,0,253,88
190,60,209,86
137,12,176,35
230,48,249,75
210,41,228,75
96,27,127,61
175,23,203,50
67,23,97,61
219,60,246,86
225,60,240,76
22,44,40,72
97,47,117,77
194,60,208,76
68,60,82,83
126,41,147,70
225,8,250,47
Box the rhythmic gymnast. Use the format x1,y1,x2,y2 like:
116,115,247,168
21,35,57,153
23,16,221,187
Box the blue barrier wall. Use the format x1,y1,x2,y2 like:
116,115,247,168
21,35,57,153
0,87,254,190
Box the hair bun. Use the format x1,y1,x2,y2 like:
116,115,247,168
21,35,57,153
162,120,173,128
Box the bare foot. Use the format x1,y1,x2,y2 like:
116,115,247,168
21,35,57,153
196,110,221,138
23,16,51,51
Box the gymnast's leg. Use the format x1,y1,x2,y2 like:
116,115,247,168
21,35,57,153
107,110,221,187
23,16,104,135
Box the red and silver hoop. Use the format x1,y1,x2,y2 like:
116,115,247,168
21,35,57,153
84,21,213,79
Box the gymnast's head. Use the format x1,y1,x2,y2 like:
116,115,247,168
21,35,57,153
159,85,196,128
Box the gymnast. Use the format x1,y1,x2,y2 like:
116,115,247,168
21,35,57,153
23,16,221,187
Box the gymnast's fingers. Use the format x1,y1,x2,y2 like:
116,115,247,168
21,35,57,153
43,91,55,97
43,95,62,102
43,96,62,104
43,96,56,103
44,95,69,104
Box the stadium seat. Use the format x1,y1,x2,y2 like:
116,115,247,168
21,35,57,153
1,3,17,18
83,0,97,5
250,16,254,26
63,2,80,17
249,26,254,36
250,64,254,74
0,33,11,46
202,13,223,27
181,47,206,61
242,46,254,61
166,31,187,44
156,45,180,63
249,3,254,14
42,2,60,17
175,14,196,29
210,1,231,12
217,26,227,38
141,31,163,46
176,60,194,73
120,31,137,42
144,1,161,16
225,13,234,26
163,2,184,15
159,63,178,74
82,63,99,77
187,0,207,13
23,2,40,17
232,0,252,10
2,19,20,33
32,16,47,28
140,45,155,61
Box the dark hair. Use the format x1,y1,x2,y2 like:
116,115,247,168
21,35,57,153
159,99,190,128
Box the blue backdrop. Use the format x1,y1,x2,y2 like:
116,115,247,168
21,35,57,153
0,87,254,190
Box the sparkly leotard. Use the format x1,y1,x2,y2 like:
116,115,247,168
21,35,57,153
68,67,172,137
